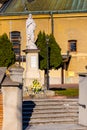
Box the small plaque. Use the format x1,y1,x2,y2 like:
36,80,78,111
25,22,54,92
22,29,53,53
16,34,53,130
31,55,37,68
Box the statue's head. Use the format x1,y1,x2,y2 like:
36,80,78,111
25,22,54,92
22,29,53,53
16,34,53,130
29,14,32,19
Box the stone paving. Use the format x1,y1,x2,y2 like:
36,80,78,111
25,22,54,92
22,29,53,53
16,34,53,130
25,124,87,130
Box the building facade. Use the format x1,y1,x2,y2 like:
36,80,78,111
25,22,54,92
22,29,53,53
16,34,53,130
0,0,87,84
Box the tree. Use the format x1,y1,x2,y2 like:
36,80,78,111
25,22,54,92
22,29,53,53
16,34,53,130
0,33,15,67
36,31,62,70
35,31,63,88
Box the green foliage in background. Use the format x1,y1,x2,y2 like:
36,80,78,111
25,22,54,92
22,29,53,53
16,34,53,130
0,33,15,67
55,88,79,98
35,31,63,70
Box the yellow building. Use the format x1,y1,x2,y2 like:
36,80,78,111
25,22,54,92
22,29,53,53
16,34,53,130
0,0,87,84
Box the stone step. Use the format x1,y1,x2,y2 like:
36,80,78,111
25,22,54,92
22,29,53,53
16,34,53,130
23,98,78,101
23,106,78,112
23,118,78,125
23,110,78,116
23,124,87,130
23,99,78,105
23,110,78,117
23,115,78,124
23,112,78,117
23,101,78,105
23,105,78,111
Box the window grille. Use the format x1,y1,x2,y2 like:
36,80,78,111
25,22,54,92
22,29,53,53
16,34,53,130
68,40,77,52
10,31,21,58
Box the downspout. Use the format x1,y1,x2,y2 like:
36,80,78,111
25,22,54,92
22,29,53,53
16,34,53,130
50,12,54,35
61,64,64,84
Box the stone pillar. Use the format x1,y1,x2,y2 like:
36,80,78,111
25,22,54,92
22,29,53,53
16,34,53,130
2,64,24,130
79,73,87,126
23,49,40,87
2,85,22,130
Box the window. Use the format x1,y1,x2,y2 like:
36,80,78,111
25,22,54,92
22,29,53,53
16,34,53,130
68,40,77,52
10,31,21,58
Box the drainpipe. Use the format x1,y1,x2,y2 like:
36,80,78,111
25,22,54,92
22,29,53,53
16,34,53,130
61,64,64,84
50,12,54,35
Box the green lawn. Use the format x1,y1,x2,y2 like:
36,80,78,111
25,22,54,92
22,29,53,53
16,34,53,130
54,88,79,98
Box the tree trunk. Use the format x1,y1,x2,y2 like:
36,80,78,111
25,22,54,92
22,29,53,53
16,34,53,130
44,69,49,90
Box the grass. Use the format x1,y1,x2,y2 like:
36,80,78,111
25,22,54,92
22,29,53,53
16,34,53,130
54,88,79,98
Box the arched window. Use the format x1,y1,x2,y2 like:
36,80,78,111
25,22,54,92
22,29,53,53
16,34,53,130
10,31,21,58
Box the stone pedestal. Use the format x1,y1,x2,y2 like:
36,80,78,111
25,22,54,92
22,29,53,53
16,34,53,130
79,73,87,126
23,49,40,87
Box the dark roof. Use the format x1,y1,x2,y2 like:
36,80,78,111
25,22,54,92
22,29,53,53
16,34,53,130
0,0,87,15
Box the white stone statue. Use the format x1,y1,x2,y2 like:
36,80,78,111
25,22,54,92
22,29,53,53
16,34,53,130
26,14,37,49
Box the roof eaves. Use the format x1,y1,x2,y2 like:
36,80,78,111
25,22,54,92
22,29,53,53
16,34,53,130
0,9,87,16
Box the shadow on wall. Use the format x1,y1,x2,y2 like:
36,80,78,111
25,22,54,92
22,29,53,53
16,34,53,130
22,100,36,130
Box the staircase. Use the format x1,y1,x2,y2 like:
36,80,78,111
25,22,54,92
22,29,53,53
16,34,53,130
22,98,79,129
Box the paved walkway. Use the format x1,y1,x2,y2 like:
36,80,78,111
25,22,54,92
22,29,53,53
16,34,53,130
25,124,87,130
